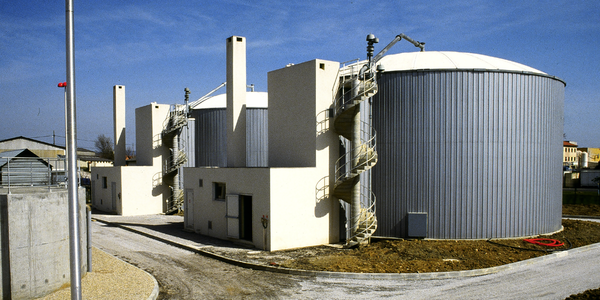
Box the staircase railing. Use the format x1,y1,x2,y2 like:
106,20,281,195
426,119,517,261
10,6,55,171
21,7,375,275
334,123,377,185
165,188,184,214
346,183,377,245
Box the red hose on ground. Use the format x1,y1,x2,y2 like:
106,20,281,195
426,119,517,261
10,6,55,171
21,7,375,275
524,238,564,247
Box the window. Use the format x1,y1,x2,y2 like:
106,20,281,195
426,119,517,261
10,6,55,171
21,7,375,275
102,176,108,189
213,182,226,200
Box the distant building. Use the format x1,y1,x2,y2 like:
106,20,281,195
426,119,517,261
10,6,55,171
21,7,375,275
0,136,99,168
0,149,51,186
578,147,600,169
564,141,578,167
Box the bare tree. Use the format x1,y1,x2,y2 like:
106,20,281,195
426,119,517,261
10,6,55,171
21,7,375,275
95,134,114,160
126,145,135,159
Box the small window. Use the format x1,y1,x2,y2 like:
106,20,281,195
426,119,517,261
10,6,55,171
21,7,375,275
102,176,107,189
214,182,226,200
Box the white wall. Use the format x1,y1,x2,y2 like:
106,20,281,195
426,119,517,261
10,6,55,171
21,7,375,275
120,166,166,215
135,103,170,167
269,168,339,251
92,165,166,216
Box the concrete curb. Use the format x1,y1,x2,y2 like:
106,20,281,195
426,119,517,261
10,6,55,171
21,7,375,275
93,217,600,280
563,214,600,220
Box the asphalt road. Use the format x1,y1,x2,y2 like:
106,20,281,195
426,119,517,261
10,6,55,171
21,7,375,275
92,220,600,299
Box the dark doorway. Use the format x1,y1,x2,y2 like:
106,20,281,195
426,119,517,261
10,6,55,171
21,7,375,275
239,195,253,241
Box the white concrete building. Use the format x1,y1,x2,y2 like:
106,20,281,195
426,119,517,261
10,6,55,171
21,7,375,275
92,93,173,215
93,35,377,251
183,39,342,250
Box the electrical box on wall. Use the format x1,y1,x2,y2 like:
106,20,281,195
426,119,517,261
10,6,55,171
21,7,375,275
408,212,427,238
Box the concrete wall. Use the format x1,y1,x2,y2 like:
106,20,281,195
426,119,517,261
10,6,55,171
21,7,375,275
0,188,87,299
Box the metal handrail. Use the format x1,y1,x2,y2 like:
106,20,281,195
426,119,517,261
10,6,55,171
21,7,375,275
346,183,377,244
164,149,187,175
165,188,184,214
334,76,377,117
162,105,188,135
315,176,329,203
334,122,377,185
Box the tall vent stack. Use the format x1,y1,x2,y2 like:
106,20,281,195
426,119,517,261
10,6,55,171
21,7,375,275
113,85,126,166
226,36,247,167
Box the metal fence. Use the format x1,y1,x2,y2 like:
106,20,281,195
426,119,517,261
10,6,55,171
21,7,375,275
0,156,69,192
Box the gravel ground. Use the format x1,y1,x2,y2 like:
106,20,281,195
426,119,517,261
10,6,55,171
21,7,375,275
37,247,157,300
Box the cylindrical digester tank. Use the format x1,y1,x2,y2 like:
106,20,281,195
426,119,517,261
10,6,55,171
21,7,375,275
371,51,566,239
189,91,268,167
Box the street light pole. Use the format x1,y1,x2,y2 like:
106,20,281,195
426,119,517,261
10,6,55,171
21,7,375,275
65,0,82,299
58,82,68,178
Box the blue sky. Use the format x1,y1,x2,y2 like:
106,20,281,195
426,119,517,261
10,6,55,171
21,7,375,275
1,0,599,151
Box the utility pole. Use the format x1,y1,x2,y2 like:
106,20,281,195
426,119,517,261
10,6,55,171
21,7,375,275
65,0,82,299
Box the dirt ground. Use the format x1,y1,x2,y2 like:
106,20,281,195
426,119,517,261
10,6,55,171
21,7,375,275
279,218,600,273
275,204,600,299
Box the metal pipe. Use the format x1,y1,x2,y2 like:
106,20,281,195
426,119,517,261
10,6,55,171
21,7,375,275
173,133,180,212
398,33,425,52
65,0,82,298
87,206,92,272
350,108,361,239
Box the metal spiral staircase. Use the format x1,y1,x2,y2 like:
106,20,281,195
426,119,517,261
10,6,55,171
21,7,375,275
333,58,379,247
160,98,189,214
332,33,424,247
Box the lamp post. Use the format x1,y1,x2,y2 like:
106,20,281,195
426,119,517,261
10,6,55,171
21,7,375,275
64,0,82,298
58,82,68,180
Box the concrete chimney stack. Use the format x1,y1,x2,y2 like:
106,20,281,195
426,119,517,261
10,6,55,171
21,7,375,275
226,36,247,167
113,85,126,166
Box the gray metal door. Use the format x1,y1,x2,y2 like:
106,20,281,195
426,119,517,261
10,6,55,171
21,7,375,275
226,194,239,238
185,189,194,230
111,182,117,212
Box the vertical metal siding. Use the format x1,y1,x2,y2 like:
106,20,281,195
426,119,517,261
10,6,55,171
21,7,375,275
181,118,196,168
246,108,268,167
192,109,227,167
372,70,564,239
1,159,50,186
191,108,268,168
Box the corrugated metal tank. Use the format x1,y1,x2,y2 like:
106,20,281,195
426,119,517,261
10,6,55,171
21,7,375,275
371,51,566,239
189,92,268,167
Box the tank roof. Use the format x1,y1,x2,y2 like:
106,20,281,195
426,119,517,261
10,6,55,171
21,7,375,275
191,91,268,109
377,51,546,75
